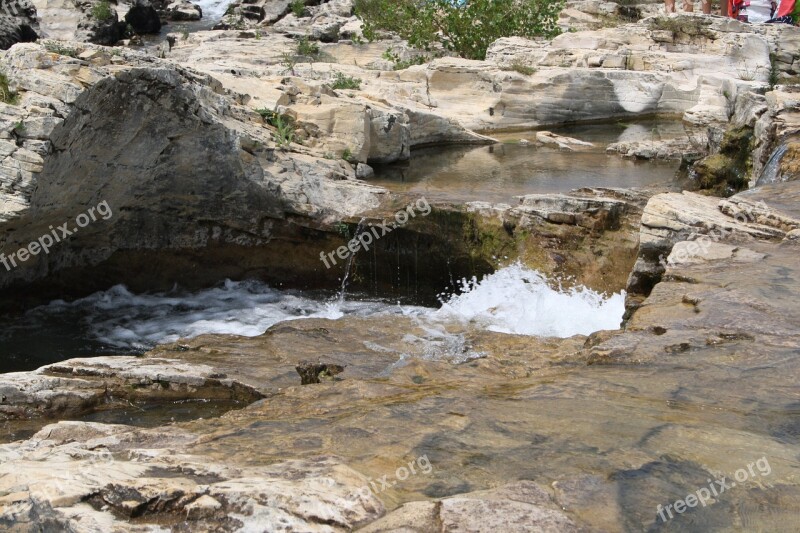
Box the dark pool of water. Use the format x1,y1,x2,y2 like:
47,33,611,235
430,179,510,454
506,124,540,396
0,399,246,443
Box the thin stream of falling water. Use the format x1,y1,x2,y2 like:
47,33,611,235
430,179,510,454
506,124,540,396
337,218,367,306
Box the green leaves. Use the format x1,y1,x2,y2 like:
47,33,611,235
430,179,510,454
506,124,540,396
355,0,564,60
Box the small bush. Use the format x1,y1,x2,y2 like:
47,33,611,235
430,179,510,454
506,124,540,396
91,0,114,22
280,52,299,75
331,72,362,90
257,108,295,148
383,47,429,70
291,0,309,18
355,0,564,61
296,37,320,59
43,41,79,58
648,16,714,39
272,114,295,148
0,73,19,105
769,53,780,91
504,60,536,76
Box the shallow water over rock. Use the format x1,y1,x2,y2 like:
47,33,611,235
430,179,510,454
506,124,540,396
369,121,687,204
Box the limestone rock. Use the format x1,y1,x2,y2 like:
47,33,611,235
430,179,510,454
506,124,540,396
0,426,384,531
0,43,390,303
0,356,263,420
165,0,202,21
360,481,579,532
625,181,800,314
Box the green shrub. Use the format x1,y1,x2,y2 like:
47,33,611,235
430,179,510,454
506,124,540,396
91,0,114,21
503,60,536,76
0,73,19,105
383,47,430,70
296,37,320,59
43,41,79,58
291,0,309,18
355,0,564,60
257,108,295,148
272,114,295,148
331,72,362,90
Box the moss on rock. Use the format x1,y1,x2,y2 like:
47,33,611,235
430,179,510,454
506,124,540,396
692,126,754,196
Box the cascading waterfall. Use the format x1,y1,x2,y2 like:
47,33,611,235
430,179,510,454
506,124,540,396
192,0,233,22
756,143,789,186
337,218,367,307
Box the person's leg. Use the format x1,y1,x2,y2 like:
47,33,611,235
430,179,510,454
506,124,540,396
702,0,712,13
683,0,694,12
665,0,676,13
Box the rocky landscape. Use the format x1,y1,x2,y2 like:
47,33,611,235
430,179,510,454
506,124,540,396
1,0,800,531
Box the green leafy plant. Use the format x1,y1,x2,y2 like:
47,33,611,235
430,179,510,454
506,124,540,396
503,59,536,76
291,0,309,18
296,37,320,59
91,0,114,21
768,53,780,91
43,40,79,58
0,72,19,105
334,221,351,238
259,109,295,148
383,47,429,70
330,72,362,90
355,0,563,61
280,52,299,75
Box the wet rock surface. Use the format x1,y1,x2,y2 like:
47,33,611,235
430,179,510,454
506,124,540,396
1,2,800,531
2,177,800,529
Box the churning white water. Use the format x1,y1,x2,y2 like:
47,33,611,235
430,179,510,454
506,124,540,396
35,280,417,351
193,0,232,21
18,265,624,354
434,263,625,337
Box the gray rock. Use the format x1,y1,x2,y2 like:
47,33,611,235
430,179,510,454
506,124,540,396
124,0,162,34
165,0,202,21
76,0,125,45
0,0,38,50
356,162,374,180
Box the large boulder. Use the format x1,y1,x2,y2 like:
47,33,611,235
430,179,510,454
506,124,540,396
124,0,162,34
76,0,125,45
0,0,39,50
165,0,202,21
0,43,386,307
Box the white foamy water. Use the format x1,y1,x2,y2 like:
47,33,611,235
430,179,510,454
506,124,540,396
435,263,625,337
21,266,623,354
193,0,232,21
37,280,420,351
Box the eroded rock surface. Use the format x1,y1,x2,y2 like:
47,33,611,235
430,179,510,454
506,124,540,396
625,181,800,313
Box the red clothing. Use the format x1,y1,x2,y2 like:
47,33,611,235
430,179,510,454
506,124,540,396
729,0,796,18
777,0,797,16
